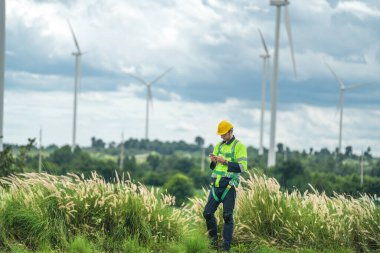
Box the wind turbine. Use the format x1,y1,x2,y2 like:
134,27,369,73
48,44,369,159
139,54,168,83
0,1,5,152
325,62,369,153
267,0,297,167
68,20,82,152
126,67,172,139
258,28,270,156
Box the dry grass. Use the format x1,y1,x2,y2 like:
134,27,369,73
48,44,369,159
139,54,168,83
1,172,379,252
186,173,380,252
0,172,188,251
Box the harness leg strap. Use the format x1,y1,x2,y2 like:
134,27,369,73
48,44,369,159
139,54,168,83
211,187,220,202
220,185,231,201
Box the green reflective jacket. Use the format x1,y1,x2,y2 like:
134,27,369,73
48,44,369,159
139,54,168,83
212,137,248,187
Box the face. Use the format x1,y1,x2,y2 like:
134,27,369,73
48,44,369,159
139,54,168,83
220,130,233,142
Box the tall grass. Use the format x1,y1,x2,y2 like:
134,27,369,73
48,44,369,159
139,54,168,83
0,172,188,252
186,173,380,252
1,172,379,252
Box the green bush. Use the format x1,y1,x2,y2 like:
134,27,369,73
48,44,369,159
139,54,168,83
164,173,195,206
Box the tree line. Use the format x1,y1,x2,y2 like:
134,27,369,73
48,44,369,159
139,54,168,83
1,137,380,202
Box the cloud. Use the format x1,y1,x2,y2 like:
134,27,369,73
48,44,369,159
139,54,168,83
335,1,380,19
6,1,380,92
3,0,380,156
4,89,380,157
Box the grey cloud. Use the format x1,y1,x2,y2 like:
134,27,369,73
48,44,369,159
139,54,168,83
4,0,380,108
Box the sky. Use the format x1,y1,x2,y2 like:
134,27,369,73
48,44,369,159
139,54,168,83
3,0,380,156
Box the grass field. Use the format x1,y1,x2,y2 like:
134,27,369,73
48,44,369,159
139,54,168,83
0,172,379,252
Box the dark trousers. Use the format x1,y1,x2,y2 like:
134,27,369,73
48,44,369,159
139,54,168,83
203,186,236,249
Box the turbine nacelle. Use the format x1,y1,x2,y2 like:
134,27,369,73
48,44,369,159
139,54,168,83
270,0,290,7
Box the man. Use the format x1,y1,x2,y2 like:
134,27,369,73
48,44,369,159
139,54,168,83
203,120,248,252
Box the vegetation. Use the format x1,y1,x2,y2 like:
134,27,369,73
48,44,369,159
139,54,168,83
3,137,378,198
163,173,195,207
1,172,378,252
1,137,380,251
186,173,380,252
0,172,189,252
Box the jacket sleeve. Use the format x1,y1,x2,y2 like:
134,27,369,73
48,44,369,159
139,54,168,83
227,142,248,173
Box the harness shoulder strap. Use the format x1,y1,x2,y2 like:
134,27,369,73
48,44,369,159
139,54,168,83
230,139,239,162
216,141,223,156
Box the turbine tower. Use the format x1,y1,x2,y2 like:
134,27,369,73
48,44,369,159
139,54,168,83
126,68,172,139
268,0,297,167
325,62,369,153
38,128,42,173
258,28,270,156
360,150,364,188
68,21,82,152
0,1,5,152
120,132,124,170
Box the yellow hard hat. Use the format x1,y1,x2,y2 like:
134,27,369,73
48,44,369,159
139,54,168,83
217,120,234,135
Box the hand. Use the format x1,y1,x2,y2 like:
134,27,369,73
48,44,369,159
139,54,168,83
209,154,217,162
215,156,227,164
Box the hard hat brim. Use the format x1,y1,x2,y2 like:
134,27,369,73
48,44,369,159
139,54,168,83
217,130,229,135
217,128,232,135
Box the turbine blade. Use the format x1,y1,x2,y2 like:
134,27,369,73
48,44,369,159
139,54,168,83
149,67,173,86
258,28,269,56
345,82,371,90
126,73,148,86
284,5,297,78
67,20,81,53
324,61,345,90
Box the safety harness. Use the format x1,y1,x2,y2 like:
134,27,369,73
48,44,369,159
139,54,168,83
211,140,240,202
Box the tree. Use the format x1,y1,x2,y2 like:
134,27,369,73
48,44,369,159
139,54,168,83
0,147,15,177
319,148,331,157
91,137,106,149
370,160,380,177
15,138,36,170
147,154,160,171
108,141,116,149
277,143,284,153
195,136,205,148
364,147,372,160
274,159,307,189
344,146,353,158
49,145,73,166
0,139,35,177
163,173,195,206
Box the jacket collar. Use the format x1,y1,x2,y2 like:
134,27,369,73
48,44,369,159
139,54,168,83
222,136,235,145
